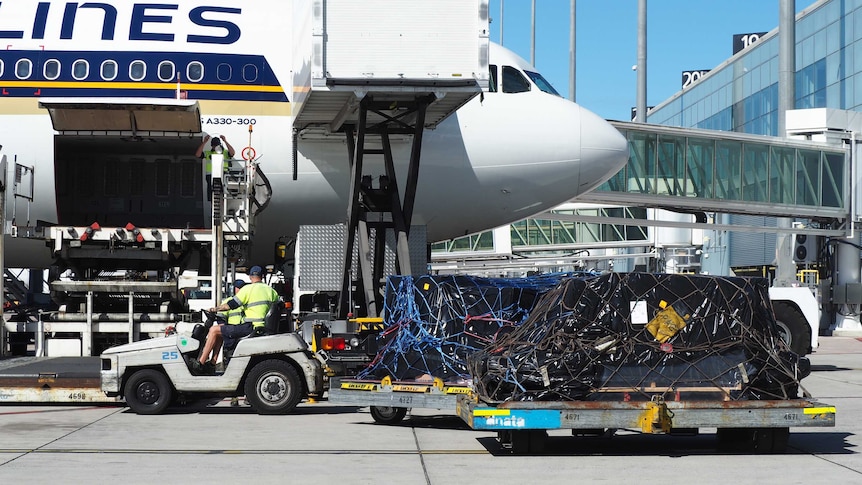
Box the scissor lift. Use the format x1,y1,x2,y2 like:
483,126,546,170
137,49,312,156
291,0,489,319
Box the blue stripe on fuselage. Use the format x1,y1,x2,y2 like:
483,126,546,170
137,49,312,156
0,50,287,102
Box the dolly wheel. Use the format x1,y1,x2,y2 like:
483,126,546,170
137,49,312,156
370,406,407,424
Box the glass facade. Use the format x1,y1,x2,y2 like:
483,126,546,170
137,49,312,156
649,0,860,135
430,207,649,255
598,124,845,211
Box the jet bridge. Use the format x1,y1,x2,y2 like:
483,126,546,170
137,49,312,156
291,0,489,318
582,121,849,222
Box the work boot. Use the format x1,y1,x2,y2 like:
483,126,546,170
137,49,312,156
190,360,206,375
190,360,215,376
230,397,240,407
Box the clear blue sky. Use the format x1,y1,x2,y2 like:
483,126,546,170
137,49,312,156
489,0,819,120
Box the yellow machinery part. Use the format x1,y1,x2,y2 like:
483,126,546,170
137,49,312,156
638,399,672,434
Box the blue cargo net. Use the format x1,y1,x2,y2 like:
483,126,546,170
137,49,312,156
357,274,577,382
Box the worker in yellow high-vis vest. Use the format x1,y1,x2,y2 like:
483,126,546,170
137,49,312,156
196,266,278,374
195,133,236,201
196,280,246,371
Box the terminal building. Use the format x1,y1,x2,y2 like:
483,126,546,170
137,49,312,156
648,0,852,135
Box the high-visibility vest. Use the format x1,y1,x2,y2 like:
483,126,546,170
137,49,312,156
218,296,244,325
232,282,279,328
204,150,231,174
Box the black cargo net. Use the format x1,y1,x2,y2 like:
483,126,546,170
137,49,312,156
357,274,575,382
469,273,804,403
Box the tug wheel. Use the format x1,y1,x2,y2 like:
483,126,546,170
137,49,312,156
125,369,173,415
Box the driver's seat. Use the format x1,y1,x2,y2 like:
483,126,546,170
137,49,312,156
264,298,285,335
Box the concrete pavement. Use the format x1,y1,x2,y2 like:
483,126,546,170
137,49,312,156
0,337,859,484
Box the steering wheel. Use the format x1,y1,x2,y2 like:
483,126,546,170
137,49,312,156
201,310,225,329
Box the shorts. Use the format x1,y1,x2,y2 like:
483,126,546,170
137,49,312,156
221,322,253,350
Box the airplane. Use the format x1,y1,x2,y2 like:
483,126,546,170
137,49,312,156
0,1,628,275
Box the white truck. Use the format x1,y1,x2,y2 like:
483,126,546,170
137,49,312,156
100,312,324,415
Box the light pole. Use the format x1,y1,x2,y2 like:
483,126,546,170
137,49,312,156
636,0,647,123
570,0,576,102
531,0,536,66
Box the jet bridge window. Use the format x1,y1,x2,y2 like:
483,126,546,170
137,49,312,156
525,70,560,96
15,59,32,79
44,59,61,80
130,60,146,81
72,60,89,80
502,66,530,93
158,61,175,82
101,60,117,81
187,62,204,82
489,64,498,92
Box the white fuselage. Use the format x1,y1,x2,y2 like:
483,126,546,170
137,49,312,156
0,1,628,268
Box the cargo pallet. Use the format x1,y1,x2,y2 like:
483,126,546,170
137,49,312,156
456,395,836,454
328,376,471,424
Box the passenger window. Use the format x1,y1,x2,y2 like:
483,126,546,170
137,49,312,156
242,64,258,82
15,59,33,79
0,59,4,77
72,59,89,80
217,63,231,82
502,66,530,93
488,64,498,92
130,60,146,81
44,59,61,80
187,61,204,82
101,60,118,81
158,61,175,82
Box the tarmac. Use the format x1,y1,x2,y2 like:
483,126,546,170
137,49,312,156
0,337,861,484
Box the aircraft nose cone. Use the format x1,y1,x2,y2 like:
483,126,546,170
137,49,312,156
578,106,628,193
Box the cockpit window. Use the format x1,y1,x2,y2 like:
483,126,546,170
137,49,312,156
525,70,560,96
502,66,530,93
488,64,498,92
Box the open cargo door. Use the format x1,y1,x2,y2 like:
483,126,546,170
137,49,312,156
38,99,207,229
39,98,202,134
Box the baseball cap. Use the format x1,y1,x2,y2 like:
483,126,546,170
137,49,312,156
233,280,245,289
211,137,222,146
248,265,264,276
